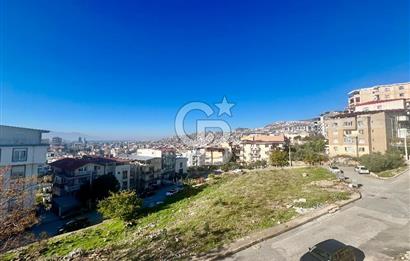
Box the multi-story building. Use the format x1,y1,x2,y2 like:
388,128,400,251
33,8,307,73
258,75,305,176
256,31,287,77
348,82,410,111
239,134,286,163
204,147,232,166
51,137,63,146
182,149,206,167
175,157,188,176
119,154,163,192
325,110,409,157
50,156,131,216
0,125,49,212
136,148,176,180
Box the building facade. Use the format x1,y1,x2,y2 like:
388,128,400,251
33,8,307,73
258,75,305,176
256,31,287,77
326,110,409,157
239,134,286,163
348,82,410,111
0,125,49,213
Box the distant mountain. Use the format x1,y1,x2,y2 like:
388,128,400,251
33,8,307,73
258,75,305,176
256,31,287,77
43,131,103,142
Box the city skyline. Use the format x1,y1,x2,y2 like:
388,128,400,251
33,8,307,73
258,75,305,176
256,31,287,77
1,0,409,139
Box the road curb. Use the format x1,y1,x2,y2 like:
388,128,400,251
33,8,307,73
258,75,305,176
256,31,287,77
369,167,409,180
198,191,361,261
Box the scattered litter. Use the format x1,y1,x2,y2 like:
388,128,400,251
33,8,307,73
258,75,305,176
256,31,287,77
293,198,307,203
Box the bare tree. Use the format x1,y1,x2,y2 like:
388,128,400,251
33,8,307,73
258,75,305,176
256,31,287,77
0,165,39,253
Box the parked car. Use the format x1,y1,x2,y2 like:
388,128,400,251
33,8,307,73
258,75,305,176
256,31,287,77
300,239,357,261
329,166,343,174
58,217,90,234
355,166,370,174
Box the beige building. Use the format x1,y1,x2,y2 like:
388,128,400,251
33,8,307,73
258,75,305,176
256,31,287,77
348,82,410,111
326,110,409,157
204,147,231,166
239,134,286,163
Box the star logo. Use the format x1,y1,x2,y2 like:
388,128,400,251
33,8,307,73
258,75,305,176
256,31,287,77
215,96,235,117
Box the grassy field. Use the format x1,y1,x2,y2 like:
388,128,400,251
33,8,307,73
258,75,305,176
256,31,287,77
3,167,352,261
376,165,408,178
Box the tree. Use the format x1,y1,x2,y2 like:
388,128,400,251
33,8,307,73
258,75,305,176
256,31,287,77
359,151,405,173
269,150,288,167
0,166,38,253
77,174,120,206
97,191,142,223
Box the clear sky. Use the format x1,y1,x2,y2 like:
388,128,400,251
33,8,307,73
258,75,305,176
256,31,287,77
1,0,409,140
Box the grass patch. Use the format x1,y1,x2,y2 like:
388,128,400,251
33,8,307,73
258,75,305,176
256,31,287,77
376,165,408,178
3,167,352,260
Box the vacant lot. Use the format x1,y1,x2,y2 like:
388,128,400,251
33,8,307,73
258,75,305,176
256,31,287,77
4,167,353,261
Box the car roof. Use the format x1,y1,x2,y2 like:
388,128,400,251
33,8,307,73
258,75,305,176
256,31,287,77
314,239,346,253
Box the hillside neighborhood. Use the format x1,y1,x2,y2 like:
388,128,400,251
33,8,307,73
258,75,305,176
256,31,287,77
0,82,409,260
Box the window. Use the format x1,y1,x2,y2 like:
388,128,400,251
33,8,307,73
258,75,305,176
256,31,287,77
11,165,26,179
122,181,128,189
334,147,338,151
358,138,365,144
377,105,382,110
399,86,404,90
343,121,353,127
358,147,365,152
12,148,28,162
345,130,352,135
385,87,390,91
344,137,353,144
399,93,404,97
355,97,360,102
122,170,128,179
385,95,390,99
357,121,363,127
179,162,183,168
332,122,338,127
359,130,364,135
344,147,354,152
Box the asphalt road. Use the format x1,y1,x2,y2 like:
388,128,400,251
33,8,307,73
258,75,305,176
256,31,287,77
225,167,410,261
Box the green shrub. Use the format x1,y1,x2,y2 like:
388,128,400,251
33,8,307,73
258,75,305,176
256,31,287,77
269,150,288,167
97,191,142,223
359,151,405,173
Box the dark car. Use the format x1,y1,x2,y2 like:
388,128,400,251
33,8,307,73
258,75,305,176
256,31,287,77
58,217,90,234
300,239,357,261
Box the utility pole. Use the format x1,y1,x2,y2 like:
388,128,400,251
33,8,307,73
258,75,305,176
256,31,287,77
288,142,292,167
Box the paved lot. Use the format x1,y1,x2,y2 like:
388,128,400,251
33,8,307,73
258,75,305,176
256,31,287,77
225,167,410,261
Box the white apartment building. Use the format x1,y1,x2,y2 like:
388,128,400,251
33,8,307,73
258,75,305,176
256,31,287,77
0,125,49,212
182,149,206,167
175,157,188,175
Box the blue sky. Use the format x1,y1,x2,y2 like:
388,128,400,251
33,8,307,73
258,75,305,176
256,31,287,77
1,0,409,139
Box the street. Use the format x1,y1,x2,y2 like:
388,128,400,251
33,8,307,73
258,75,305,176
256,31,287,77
225,167,410,261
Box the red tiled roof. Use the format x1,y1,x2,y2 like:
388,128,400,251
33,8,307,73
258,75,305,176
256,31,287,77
49,158,91,171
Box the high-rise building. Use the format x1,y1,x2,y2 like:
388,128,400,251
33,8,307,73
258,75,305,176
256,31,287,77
348,82,410,111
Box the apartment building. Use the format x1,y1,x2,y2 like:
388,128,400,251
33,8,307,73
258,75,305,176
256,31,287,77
119,154,163,192
50,157,131,216
136,148,176,180
348,82,410,111
326,110,409,157
175,156,188,175
204,147,232,166
239,134,286,163
0,125,49,212
182,149,206,167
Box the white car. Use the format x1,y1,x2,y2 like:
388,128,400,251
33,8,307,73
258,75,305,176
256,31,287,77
356,166,370,174
329,166,342,174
